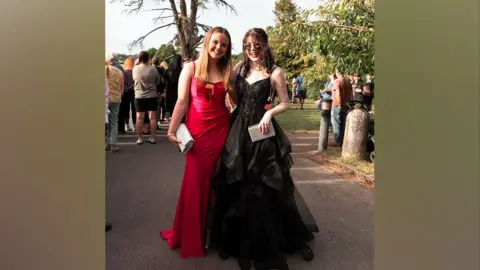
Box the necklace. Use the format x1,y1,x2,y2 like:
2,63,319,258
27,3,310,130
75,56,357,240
251,65,265,72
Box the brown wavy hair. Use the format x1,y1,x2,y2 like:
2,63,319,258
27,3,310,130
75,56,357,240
241,28,276,77
195,26,232,86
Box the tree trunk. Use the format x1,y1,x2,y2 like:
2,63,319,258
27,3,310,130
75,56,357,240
342,107,369,160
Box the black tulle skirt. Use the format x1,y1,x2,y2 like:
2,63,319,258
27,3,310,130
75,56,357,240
210,107,318,264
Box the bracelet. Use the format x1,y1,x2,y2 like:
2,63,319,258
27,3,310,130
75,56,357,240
167,133,175,137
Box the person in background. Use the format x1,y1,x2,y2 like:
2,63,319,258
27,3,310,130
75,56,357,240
366,74,375,90
132,51,161,144
330,67,352,147
104,69,112,232
108,52,124,73
352,73,365,104
133,58,151,135
106,54,124,153
291,77,297,103
163,54,183,121
296,73,307,110
362,74,374,111
315,73,336,108
119,57,135,133
285,78,291,101
152,56,167,124
157,61,169,122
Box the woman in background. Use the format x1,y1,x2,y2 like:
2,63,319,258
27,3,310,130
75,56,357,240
132,51,161,144
119,57,135,132
163,54,183,121
152,56,167,124
157,61,169,123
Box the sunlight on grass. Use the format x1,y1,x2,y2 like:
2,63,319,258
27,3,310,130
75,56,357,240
322,148,374,176
275,100,320,133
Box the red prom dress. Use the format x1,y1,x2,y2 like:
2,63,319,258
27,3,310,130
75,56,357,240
160,62,230,258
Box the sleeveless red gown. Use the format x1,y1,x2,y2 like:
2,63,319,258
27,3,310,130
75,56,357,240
160,63,230,258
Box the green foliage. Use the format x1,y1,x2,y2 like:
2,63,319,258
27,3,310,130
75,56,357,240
268,0,375,97
273,0,299,25
156,44,177,61
147,47,157,59
232,53,244,66
267,0,309,80
289,0,375,75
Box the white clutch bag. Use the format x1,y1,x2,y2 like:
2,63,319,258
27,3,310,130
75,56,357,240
248,124,276,142
176,123,195,153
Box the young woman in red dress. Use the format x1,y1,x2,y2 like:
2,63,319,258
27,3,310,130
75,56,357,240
160,26,233,259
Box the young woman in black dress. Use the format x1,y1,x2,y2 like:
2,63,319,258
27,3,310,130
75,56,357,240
211,28,318,270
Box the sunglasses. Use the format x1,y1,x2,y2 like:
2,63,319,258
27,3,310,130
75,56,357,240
243,43,262,51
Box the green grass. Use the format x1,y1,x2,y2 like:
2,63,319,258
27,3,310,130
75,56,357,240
329,148,375,175
275,99,321,133
275,99,375,176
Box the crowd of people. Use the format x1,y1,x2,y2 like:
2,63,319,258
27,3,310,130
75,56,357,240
104,51,191,152
105,26,319,270
289,70,375,148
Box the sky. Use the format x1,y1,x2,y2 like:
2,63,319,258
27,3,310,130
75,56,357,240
105,0,319,55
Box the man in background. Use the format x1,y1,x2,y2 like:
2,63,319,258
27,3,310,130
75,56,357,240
352,73,365,104
106,54,124,153
315,73,336,108
331,67,352,147
107,52,124,73
296,73,307,110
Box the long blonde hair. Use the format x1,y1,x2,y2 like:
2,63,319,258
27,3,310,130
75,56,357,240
195,26,232,86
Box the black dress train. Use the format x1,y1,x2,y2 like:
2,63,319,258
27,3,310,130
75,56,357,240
211,70,318,269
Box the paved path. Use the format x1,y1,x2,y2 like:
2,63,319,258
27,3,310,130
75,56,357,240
106,125,373,270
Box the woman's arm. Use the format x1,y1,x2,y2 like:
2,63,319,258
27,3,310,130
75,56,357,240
267,67,290,117
226,61,243,107
167,62,194,140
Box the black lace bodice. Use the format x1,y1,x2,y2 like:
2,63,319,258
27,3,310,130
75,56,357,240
235,75,272,119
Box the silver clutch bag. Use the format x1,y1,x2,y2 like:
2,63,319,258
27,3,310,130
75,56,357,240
175,123,195,153
248,124,276,142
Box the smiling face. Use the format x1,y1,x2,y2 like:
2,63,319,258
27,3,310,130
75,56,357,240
207,32,229,60
243,36,262,62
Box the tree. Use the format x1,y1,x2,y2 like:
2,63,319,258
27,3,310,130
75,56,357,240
273,0,299,25
156,43,178,61
287,0,375,76
267,0,313,81
111,0,237,58
266,0,374,98
147,47,158,59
